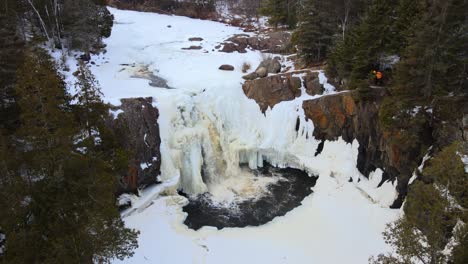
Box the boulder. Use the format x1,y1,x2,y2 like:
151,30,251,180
303,71,324,95
220,42,247,53
189,37,203,41
106,97,161,194
257,58,281,74
243,73,302,112
182,45,203,50
255,67,268,78
242,72,258,80
219,64,235,71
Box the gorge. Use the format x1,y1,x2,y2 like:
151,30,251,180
70,7,406,263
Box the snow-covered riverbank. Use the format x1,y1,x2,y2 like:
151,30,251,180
84,7,399,264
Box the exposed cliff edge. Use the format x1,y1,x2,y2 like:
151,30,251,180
106,97,162,194
304,91,467,207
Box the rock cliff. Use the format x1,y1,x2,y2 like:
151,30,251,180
107,97,162,194
242,71,323,113
302,90,467,207
243,71,467,208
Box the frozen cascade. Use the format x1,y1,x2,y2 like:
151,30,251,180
149,69,329,200
158,86,319,199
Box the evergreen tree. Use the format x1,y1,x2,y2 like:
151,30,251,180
392,0,468,97
260,0,298,28
347,0,399,89
372,182,454,264
326,0,400,89
292,0,335,64
0,0,24,133
0,49,138,263
372,141,468,264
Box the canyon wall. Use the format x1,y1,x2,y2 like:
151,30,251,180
107,97,162,194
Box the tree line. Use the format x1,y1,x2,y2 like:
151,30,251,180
261,0,468,263
1,0,138,263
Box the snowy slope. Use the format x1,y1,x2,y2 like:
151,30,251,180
87,7,399,264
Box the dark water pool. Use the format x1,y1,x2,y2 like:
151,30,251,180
180,163,318,230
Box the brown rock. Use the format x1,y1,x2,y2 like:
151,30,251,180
257,58,281,74
242,72,258,80
220,42,247,53
243,73,302,112
182,45,202,50
303,71,324,95
107,97,161,194
302,93,357,134
255,67,268,78
219,64,235,71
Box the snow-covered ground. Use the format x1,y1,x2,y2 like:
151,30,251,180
79,7,400,264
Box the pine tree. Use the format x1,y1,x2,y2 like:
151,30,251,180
372,141,468,264
260,0,298,28
0,49,138,263
372,182,454,264
326,0,399,89
0,0,25,133
393,0,468,97
347,0,399,89
292,0,336,65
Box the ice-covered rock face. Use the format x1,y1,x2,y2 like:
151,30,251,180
72,7,401,264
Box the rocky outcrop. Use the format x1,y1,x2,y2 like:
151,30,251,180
303,71,324,96
302,89,435,208
243,73,302,112
107,97,161,194
258,58,282,74
243,57,282,80
220,31,292,54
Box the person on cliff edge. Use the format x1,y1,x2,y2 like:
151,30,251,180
372,70,383,86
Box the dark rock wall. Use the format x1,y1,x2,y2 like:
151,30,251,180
107,97,161,194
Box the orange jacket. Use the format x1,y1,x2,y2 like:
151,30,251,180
376,71,383,79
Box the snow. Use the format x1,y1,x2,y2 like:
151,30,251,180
409,148,432,185
85,7,399,264
461,154,468,173
0,232,4,255
110,109,124,119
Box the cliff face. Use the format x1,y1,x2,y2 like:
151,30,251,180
243,73,302,112
242,71,323,113
107,97,162,194
302,90,468,208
